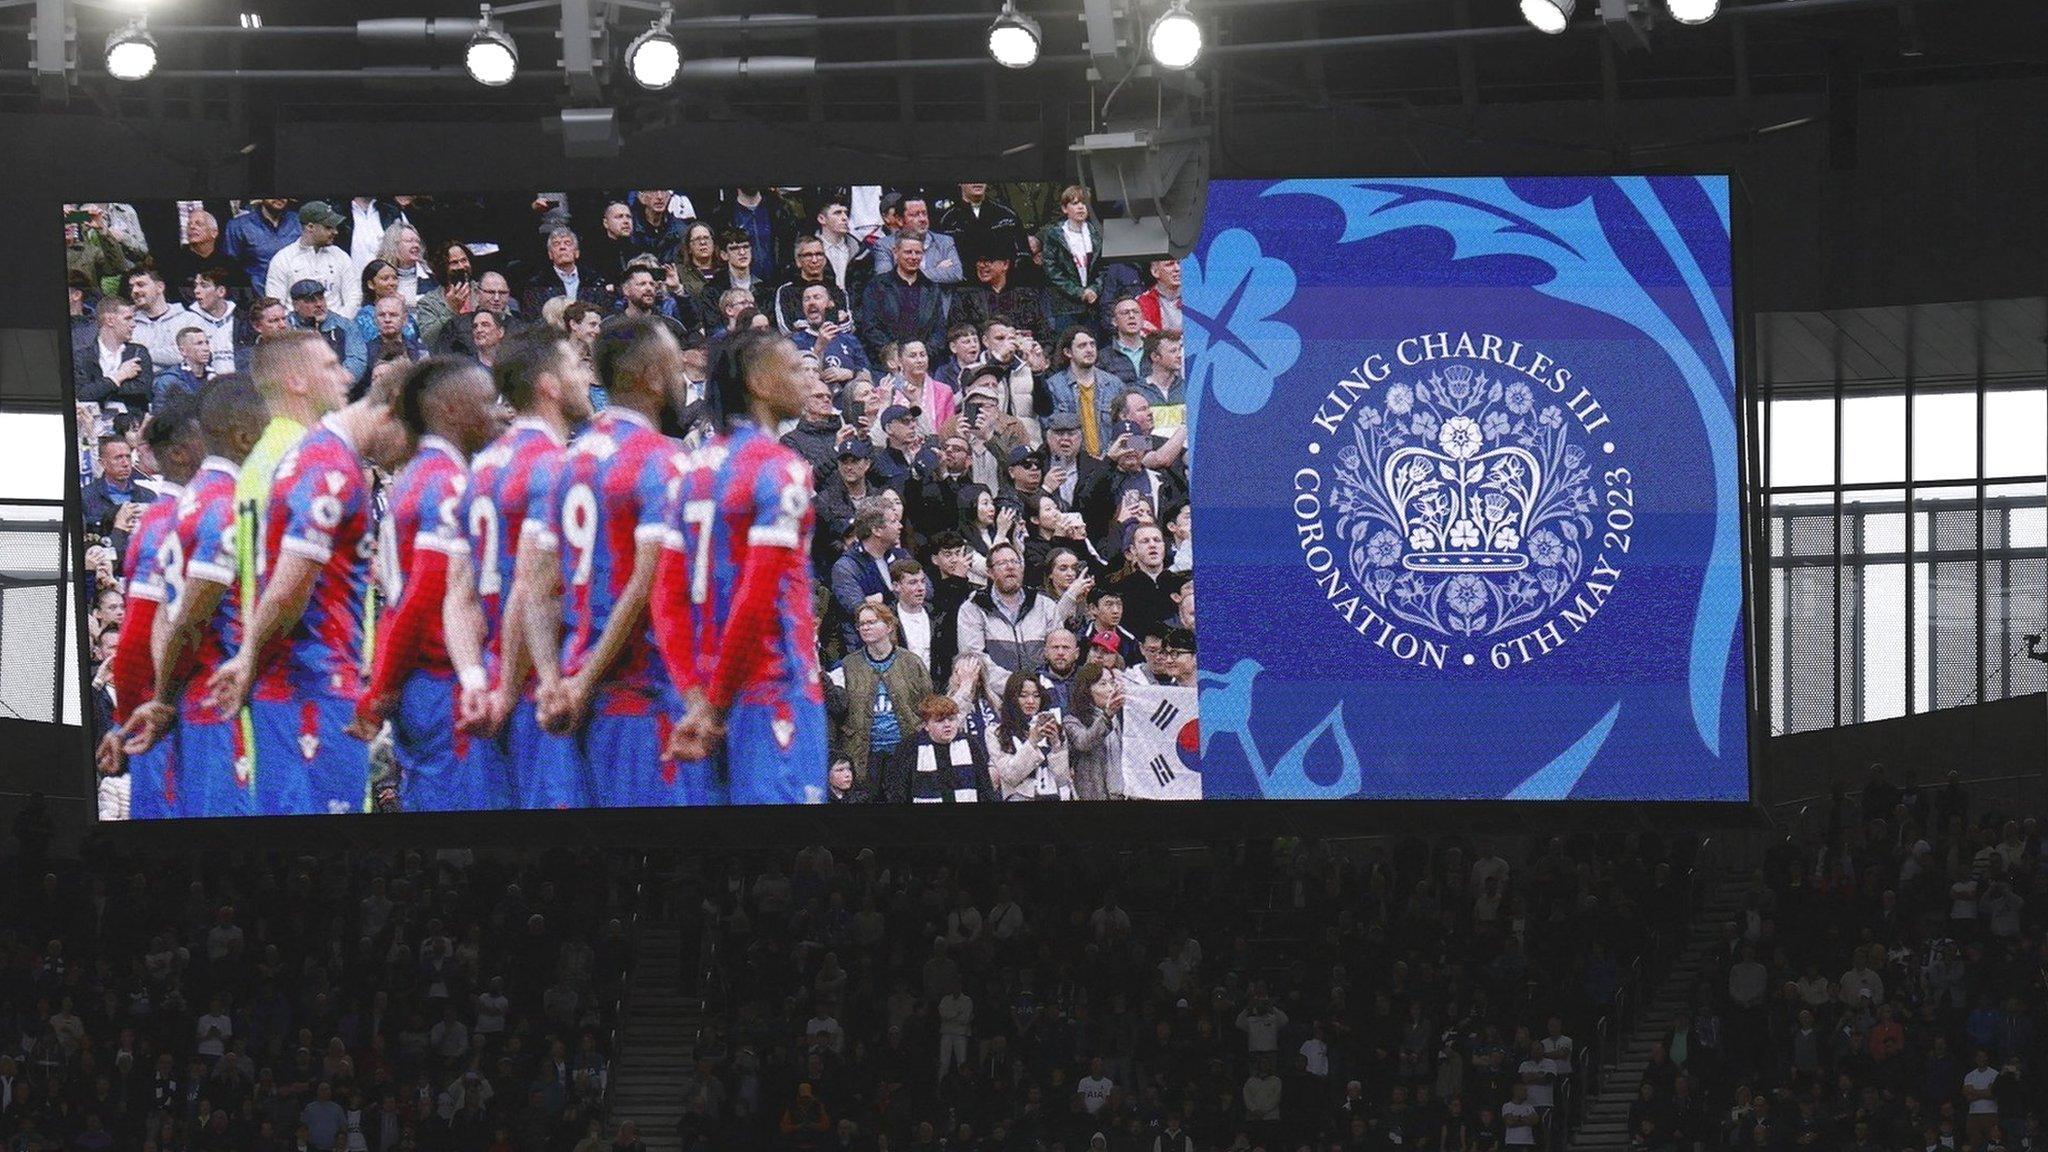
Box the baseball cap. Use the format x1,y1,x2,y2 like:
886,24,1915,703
836,438,872,460
879,191,905,215
879,404,920,426
1007,445,1041,467
1047,411,1082,432
289,279,326,301
1089,631,1122,654
297,200,344,229
966,364,1006,390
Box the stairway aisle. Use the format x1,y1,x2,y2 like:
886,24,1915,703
606,920,700,1152
1567,871,1750,1152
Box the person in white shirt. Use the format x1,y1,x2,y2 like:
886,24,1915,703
1235,988,1288,1057
1540,1017,1574,1062
186,270,240,375
936,984,974,1079
1300,1022,1331,1079
987,885,1028,941
265,201,360,319
347,197,390,273
1517,1043,1559,1110
1076,1057,1115,1115
892,561,934,670
1962,1050,2003,1144
1502,1082,1539,1148
195,998,233,1059
474,979,509,1038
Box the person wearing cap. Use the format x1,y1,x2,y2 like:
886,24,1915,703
857,231,950,362
264,201,360,320
222,198,303,291
950,230,1048,337
869,403,934,493
1039,410,1105,510
286,278,368,383
1000,443,1050,507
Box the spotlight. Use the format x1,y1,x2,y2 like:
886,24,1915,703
1519,0,1575,34
987,1,1041,69
1666,0,1719,22
239,12,263,30
1147,0,1201,69
626,7,680,89
105,20,158,81
465,7,518,87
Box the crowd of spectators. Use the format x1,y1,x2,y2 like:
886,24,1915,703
1640,772,2046,1152
0,830,642,1152
644,833,1695,1152
66,184,1196,808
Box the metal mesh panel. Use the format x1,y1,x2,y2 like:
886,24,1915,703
0,504,66,724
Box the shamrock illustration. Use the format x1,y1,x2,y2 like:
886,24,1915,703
1181,228,1301,422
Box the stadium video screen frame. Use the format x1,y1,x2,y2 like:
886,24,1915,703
62,176,1752,820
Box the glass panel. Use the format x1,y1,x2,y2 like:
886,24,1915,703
1844,489,1906,722
1841,393,1906,485
1912,390,1978,483
0,501,65,724
1911,486,1979,714
1984,388,2047,478
1769,397,1836,488
1771,491,1839,734
0,412,66,502
1986,482,2047,703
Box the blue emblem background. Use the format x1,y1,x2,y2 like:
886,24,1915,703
1185,176,1748,801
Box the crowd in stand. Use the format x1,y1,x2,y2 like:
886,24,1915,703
649,833,1690,1152
8,771,2045,1152
0,828,642,1152
67,185,1196,809
1663,772,2045,1152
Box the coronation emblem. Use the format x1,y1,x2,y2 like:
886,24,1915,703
1294,341,1633,671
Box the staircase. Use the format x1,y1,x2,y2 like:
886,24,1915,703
1567,870,1749,1152
606,919,700,1152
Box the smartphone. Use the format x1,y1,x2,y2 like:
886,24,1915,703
846,399,867,427
964,401,988,427
65,210,94,226
1060,512,1086,534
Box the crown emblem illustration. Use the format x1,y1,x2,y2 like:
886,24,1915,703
1381,366,1540,573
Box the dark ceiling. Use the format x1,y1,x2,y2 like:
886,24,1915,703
0,0,2040,131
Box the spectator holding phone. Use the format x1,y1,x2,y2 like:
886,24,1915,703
81,434,157,540
988,673,1071,800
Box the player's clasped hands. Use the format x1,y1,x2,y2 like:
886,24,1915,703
118,701,175,757
204,656,255,718
665,699,724,763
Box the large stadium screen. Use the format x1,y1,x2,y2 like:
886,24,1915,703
63,176,1746,819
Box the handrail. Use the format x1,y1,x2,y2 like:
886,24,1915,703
601,852,649,1122
1766,770,2046,813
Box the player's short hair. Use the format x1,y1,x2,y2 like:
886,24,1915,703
397,355,489,438
595,314,676,400
889,559,924,582
249,328,327,398
144,394,201,452
196,374,269,457
495,331,572,413
916,694,960,722
708,327,792,433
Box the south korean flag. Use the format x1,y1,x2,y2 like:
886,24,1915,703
1120,684,1202,801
